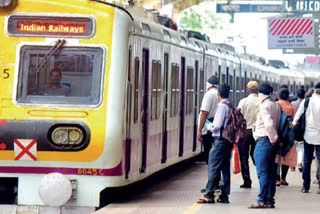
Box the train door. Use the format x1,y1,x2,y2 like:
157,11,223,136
140,49,149,173
193,60,199,151
161,53,169,163
179,57,186,157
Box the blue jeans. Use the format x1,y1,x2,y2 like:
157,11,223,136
302,141,320,190
205,138,232,199
254,137,277,205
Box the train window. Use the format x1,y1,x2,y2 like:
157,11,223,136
218,65,221,81
17,45,103,105
226,67,229,83
170,64,179,117
163,30,171,39
141,23,151,33
151,60,162,120
180,36,187,44
222,74,226,84
186,67,194,114
134,57,140,123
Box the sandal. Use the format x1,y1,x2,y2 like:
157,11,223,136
276,181,281,186
248,202,265,209
197,197,215,204
217,198,229,204
281,180,289,186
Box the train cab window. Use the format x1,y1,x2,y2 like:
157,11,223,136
17,45,103,105
151,60,161,120
141,23,151,33
186,67,194,114
134,57,140,123
163,30,171,39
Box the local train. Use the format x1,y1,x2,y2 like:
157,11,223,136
0,0,316,212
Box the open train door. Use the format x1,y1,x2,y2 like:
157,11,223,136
179,57,186,157
140,49,149,173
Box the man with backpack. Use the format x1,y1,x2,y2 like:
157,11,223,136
293,82,320,194
197,83,234,204
249,83,281,209
237,81,259,188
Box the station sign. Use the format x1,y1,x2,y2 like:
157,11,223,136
268,17,314,49
7,15,95,37
216,3,283,13
284,0,320,12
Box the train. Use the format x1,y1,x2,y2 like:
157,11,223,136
0,0,318,213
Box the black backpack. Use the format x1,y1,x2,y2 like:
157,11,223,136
293,98,310,141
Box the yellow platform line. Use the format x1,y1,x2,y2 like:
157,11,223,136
181,170,242,214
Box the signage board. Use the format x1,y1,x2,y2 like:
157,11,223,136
216,3,283,13
7,15,95,37
284,0,320,12
268,17,314,49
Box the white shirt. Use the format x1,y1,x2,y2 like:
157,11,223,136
253,94,281,144
293,93,320,145
200,88,218,119
237,93,259,129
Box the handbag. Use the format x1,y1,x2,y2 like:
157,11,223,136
293,98,310,141
231,144,241,174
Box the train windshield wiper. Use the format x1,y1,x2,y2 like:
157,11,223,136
33,39,65,94
33,39,66,74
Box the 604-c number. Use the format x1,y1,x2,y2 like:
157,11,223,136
77,168,104,176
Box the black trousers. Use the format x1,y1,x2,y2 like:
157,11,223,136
202,132,214,164
238,129,256,185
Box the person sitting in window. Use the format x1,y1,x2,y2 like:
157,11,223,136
43,68,71,96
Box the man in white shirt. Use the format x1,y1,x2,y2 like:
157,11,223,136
237,81,259,188
293,82,320,194
198,75,219,164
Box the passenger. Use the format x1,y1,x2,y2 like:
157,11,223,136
197,84,232,204
237,81,259,188
197,75,220,193
43,68,71,96
197,75,219,164
293,82,320,193
275,88,297,186
292,88,306,172
249,83,281,209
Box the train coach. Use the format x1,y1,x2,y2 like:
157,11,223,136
0,0,305,212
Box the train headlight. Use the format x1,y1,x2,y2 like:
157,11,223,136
51,127,84,146
39,173,72,206
0,0,17,9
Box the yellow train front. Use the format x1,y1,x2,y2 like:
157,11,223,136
0,0,132,211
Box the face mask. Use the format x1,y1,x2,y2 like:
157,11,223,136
50,77,60,85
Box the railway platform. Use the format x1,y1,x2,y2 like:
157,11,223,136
95,161,320,214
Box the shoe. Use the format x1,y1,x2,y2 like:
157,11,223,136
264,204,275,208
217,197,229,204
301,188,309,193
240,184,251,188
280,180,289,186
200,188,206,193
248,202,265,209
298,167,302,172
291,167,295,171
276,181,281,186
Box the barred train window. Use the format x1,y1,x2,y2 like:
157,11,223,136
17,46,103,105
151,60,161,120
186,67,194,114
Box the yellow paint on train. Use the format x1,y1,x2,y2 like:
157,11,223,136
0,0,115,162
